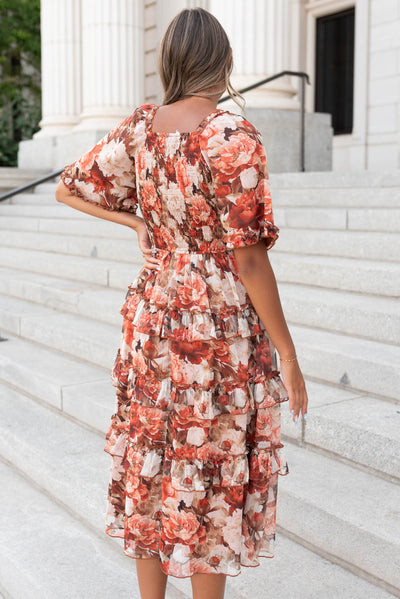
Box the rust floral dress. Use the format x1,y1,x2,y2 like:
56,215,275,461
61,103,290,579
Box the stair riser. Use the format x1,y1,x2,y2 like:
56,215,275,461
0,216,134,238
0,277,126,327
281,295,400,345
293,340,400,401
271,187,400,207
277,229,400,263
301,412,400,481
269,171,400,189
19,318,119,370
274,208,400,232
0,231,140,265
278,493,400,591
0,204,89,218
271,255,400,297
4,193,55,205
0,248,141,290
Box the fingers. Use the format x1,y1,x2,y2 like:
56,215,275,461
288,388,308,423
141,247,161,270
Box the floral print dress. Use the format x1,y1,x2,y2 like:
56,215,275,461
61,103,290,579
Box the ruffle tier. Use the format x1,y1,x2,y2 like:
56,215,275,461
119,248,265,342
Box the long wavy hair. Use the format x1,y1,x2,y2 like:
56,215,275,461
158,7,245,112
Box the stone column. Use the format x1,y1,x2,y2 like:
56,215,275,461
74,0,144,131
34,0,81,137
209,0,300,109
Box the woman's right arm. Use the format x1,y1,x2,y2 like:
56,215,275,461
199,114,308,422
234,240,308,422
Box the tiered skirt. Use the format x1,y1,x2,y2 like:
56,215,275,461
103,247,290,578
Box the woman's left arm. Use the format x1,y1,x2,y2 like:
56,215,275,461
55,179,144,231
56,180,160,271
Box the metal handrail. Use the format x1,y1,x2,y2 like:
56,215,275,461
0,70,310,202
0,168,63,202
218,70,310,172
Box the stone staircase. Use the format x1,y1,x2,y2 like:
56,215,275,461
0,171,399,599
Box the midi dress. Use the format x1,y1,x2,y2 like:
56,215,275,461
60,102,290,579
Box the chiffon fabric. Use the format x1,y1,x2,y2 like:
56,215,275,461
61,103,290,579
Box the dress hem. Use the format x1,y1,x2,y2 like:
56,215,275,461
105,528,280,579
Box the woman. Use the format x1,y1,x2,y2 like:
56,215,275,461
56,7,308,599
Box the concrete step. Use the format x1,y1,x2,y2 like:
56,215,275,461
269,170,400,189
34,182,68,194
290,324,400,401
0,203,90,218
278,439,400,594
0,229,141,264
282,379,400,482
270,252,400,297
0,267,125,327
0,384,398,598
0,214,133,237
277,228,400,263
274,207,400,232
0,461,143,599
0,333,113,434
279,282,400,345
0,293,120,369
0,246,141,290
270,186,400,207
0,167,49,192
1,193,55,205
0,267,398,345
0,324,398,483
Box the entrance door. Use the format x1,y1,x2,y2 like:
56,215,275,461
315,7,355,135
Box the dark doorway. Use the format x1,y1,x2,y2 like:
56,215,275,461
315,8,355,135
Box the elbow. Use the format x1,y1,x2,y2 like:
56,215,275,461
55,180,66,203
234,240,270,275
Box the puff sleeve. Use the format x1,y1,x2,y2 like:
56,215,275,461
60,114,138,213
200,113,279,250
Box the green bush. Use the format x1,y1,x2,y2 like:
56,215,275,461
0,0,41,166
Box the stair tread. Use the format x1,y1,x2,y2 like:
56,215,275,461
271,251,400,270
290,324,400,365
0,245,139,290
0,460,143,599
0,229,141,263
0,332,113,432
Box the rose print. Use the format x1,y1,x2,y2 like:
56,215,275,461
62,103,289,577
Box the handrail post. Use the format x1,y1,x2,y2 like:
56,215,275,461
300,75,306,172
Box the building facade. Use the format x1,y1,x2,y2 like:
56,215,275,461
19,0,400,172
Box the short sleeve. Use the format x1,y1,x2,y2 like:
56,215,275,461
60,114,138,213
200,113,279,250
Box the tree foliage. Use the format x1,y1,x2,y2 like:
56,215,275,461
0,0,41,166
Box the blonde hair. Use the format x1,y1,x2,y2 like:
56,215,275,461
158,8,245,113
